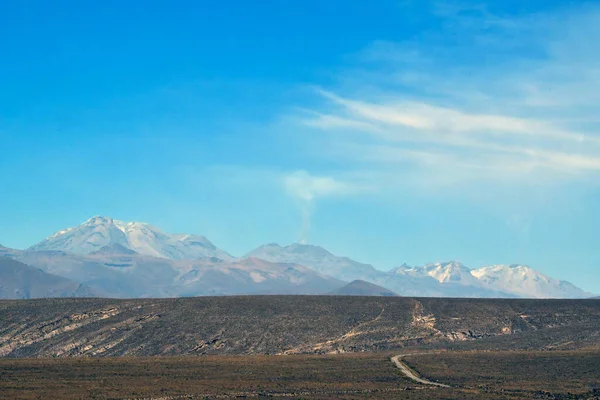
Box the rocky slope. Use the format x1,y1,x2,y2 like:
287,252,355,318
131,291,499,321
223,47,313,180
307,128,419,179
0,296,598,357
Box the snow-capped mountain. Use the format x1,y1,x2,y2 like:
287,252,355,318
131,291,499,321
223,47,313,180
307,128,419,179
243,244,593,298
29,216,233,261
382,262,511,298
387,262,590,298
3,218,594,299
471,264,592,299
391,261,482,287
244,243,380,282
244,246,506,297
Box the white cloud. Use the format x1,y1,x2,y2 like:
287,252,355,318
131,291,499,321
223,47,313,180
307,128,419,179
292,5,600,189
284,170,355,201
284,170,362,243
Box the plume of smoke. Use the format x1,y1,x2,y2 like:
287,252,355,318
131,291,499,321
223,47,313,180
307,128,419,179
299,204,312,244
284,170,353,244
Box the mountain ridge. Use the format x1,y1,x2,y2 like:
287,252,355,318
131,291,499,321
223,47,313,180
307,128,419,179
1,216,594,299
244,242,381,283
29,216,233,261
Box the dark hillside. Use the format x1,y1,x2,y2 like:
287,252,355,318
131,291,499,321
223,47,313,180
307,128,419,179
0,296,599,357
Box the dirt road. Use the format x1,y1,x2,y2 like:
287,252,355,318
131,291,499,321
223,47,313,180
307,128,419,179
391,354,450,388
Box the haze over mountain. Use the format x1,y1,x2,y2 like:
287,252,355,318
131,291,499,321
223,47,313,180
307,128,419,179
0,257,95,299
8,248,342,298
0,217,593,300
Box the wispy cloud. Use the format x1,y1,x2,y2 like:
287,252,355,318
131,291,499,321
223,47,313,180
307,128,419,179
292,4,600,192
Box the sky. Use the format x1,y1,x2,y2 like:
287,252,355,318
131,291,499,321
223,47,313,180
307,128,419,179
1,0,599,293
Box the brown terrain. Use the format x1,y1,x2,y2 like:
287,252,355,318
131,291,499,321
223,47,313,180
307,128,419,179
0,296,599,399
1,296,599,357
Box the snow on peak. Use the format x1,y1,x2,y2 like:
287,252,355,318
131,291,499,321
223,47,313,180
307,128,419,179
29,216,233,261
423,261,480,285
471,264,589,299
391,261,480,286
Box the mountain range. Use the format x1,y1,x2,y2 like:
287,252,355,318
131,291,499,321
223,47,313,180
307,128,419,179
0,216,594,299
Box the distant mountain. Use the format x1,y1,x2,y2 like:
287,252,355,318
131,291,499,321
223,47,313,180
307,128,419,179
471,265,592,299
0,257,95,299
0,244,20,258
330,280,397,297
244,246,509,298
29,216,233,261
14,249,176,298
2,218,592,300
392,262,481,287
379,268,511,298
243,244,590,298
11,250,343,298
245,243,380,282
177,257,344,296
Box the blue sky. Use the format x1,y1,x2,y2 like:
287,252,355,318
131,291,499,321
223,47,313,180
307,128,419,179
1,0,599,292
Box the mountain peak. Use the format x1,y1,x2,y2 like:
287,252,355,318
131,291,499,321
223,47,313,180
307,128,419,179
391,261,479,286
245,242,378,282
84,215,114,224
29,217,233,261
426,261,469,269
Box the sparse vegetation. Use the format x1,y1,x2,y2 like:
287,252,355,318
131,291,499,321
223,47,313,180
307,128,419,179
0,350,598,399
1,296,599,398
0,353,408,399
404,349,600,399
1,296,599,357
